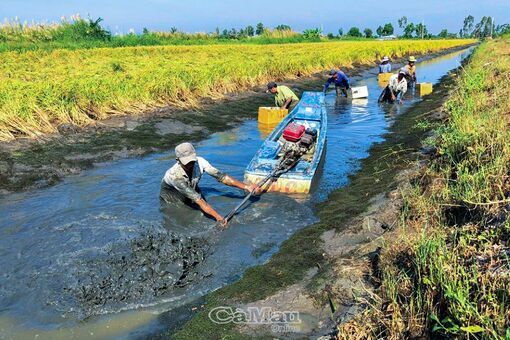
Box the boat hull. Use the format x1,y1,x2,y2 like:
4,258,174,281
244,173,312,194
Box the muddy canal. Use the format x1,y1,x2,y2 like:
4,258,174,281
0,48,472,339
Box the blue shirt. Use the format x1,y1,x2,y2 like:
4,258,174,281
324,71,349,91
379,63,392,73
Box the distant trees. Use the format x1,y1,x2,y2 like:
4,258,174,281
398,16,408,29
133,16,508,43
403,23,415,38
255,22,264,35
496,24,510,36
462,15,475,37
459,15,505,38
383,23,394,35
472,16,495,38
438,29,448,38
347,27,362,37
376,26,383,36
245,25,255,37
376,23,394,37
415,23,428,38
275,24,292,31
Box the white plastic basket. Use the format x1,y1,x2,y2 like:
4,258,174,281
349,86,369,99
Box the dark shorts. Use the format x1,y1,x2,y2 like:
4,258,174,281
287,100,299,112
378,86,394,103
335,85,348,97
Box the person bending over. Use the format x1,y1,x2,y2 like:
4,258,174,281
161,142,258,227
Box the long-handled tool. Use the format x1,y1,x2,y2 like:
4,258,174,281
224,151,302,222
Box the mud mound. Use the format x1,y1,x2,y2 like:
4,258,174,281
64,229,209,317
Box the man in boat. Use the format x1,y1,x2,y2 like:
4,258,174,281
402,56,417,83
323,69,350,97
160,142,259,227
378,71,408,104
379,56,392,73
266,82,300,111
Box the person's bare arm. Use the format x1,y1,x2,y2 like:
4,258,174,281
203,160,260,194
222,175,260,194
282,98,293,109
196,198,227,226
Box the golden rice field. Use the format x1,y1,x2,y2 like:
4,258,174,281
0,39,475,141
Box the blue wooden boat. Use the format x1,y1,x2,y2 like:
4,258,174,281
244,91,327,194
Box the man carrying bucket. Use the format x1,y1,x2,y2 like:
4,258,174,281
323,69,350,97
160,142,259,227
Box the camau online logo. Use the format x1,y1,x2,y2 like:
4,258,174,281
208,306,301,325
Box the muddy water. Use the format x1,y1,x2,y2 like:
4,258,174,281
0,48,472,339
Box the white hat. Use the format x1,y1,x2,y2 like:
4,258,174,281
175,142,197,165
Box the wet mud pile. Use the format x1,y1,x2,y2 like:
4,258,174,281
64,230,209,317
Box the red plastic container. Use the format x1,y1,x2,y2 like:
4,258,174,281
282,123,305,142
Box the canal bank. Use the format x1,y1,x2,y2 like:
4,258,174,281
338,37,510,339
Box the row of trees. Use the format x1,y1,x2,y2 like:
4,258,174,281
143,23,285,40
460,15,509,38
213,23,268,39
141,15,509,41
342,15,509,39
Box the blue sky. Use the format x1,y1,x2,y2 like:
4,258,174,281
1,0,509,35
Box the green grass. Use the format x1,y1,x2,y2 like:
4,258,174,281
339,37,510,339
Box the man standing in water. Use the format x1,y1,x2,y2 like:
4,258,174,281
379,56,392,73
403,56,417,83
323,69,350,97
266,82,300,111
161,142,259,227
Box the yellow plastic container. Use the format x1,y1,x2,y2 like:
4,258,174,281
377,73,392,82
258,107,288,124
377,73,393,88
417,82,433,96
258,122,278,139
